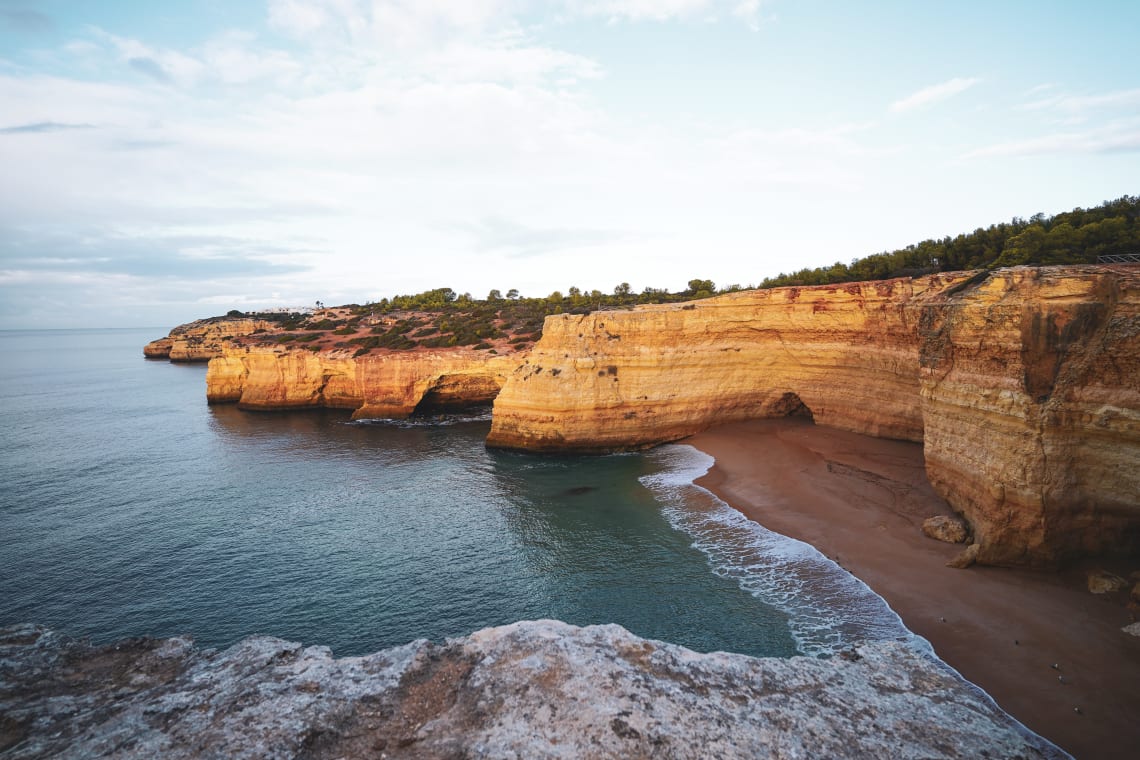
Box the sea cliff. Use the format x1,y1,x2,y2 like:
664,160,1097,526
0,621,1062,759
145,317,276,362
206,345,517,419
486,265,1140,566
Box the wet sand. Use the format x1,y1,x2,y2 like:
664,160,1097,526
687,418,1140,760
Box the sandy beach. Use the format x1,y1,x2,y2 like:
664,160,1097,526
687,418,1140,760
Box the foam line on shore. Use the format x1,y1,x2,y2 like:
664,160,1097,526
640,444,932,658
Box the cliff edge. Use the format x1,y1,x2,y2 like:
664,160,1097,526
0,621,1062,759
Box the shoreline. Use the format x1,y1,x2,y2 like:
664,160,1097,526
686,418,1140,760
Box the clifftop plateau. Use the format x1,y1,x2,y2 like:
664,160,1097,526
0,621,1062,759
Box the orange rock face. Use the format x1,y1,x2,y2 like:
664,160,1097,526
206,345,517,419
145,318,276,362
487,266,1140,566
919,267,1140,565
486,274,974,452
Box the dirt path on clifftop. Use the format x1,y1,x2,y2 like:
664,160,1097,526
688,418,1140,760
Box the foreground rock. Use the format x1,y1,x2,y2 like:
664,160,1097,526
0,621,1063,759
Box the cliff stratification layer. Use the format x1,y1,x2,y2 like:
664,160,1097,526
145,317,276,362
487,265,1140,565
0,621,1062,759
206,345,517,419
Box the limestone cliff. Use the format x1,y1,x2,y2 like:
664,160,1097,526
0,621,1062,759
918,266,1140,565
206,344,517,419
487,273,972,453
487,265,1140,566
144,317,276,362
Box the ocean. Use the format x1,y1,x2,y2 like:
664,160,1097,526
0,328,916,658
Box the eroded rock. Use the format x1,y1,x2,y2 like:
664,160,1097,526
1087,570,1129,594
947,543,981,569
922,515,970,544
0,620,1064,759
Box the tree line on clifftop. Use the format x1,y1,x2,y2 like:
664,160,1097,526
239,280,725,356
227,196,1138,354
759,194,1140,288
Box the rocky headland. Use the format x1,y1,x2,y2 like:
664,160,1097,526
144,316,277,362
0,620,1063,759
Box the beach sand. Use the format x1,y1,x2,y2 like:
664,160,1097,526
687,418,1140,760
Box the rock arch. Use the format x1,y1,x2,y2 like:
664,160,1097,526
412,372,503,415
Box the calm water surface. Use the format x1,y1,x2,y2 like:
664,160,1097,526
0,328,914,658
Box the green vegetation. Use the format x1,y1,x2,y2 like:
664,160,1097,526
335,280,724,355
760,195,1140,288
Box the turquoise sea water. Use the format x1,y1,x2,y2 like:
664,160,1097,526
0,328,915,658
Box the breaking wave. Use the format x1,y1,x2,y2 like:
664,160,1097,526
640,444,932,658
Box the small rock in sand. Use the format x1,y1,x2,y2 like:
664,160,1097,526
922,515,970,544
1086,570,1128,594
1123,622,1140,637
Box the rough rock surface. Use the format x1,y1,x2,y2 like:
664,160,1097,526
488,274,968,453
206,345,517,419
487,265,1140,566
922,515,970,544
1087,570,1129,594
144,317,276,362
0,620,1063,759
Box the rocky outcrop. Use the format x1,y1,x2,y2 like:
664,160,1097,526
206,345,517,419
487,274,971,453
144,317,276,362
0,621,1063,759
487,265,1140,566
919,267,1140,566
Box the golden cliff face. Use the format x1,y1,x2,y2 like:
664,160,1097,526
487,266,1140,566
919,267,1140,565
145,318,276,362
486,274,975,453
206,345,517,419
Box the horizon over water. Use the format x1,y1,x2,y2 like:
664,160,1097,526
0,328,919,659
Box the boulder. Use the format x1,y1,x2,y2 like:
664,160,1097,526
922,515,970,544
1087,570,1128,594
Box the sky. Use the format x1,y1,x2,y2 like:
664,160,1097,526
1,1,1138,329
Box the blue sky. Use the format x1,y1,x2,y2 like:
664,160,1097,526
2,1,1138,328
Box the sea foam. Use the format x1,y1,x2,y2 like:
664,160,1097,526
640,444,931,658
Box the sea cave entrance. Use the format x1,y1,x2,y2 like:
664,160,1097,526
766,391,814,422
411,373,503,416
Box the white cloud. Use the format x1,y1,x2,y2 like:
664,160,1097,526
890,77,980,113
962,122,1140,159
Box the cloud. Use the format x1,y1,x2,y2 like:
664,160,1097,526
128,56,172,84
890,77,980,113
1,8,53,33
1019,87,1140,115
962,124,1140,159
448,216,627,258
0,121,95,135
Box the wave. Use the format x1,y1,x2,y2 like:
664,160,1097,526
640,444,931,659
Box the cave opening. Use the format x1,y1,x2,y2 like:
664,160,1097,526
410,374,503,417
769,391,814,422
